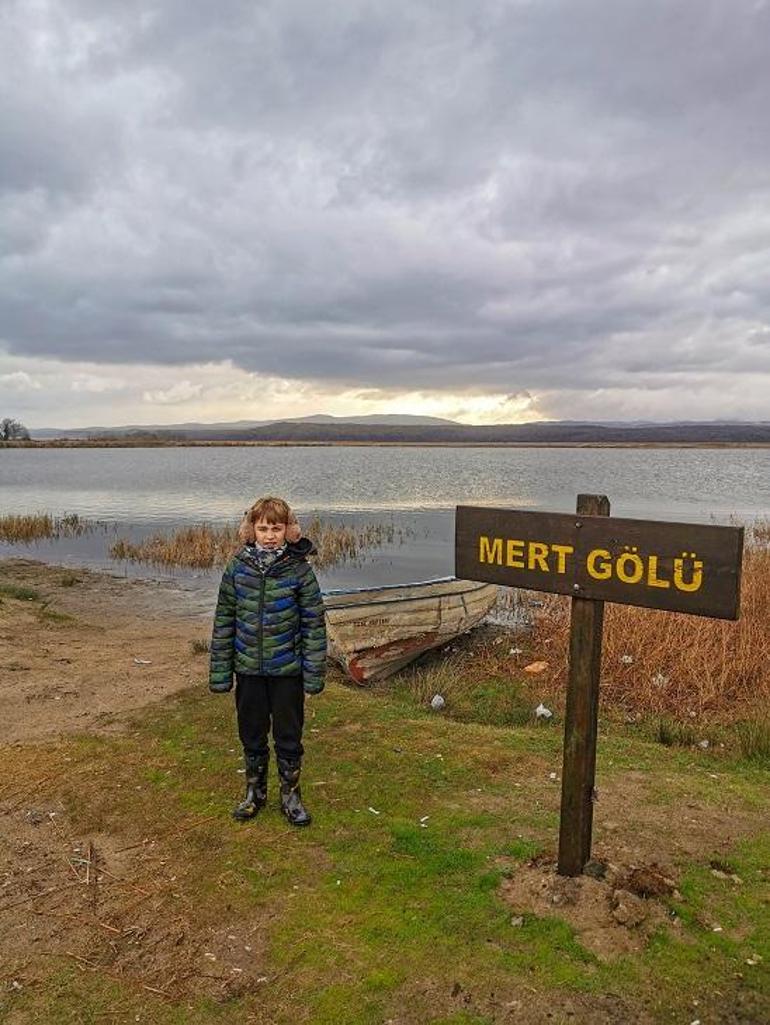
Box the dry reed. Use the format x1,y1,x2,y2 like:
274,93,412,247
109,516,406,570
110,524,240,569
750,516,770,545
526,542,770,722
303,515,408,570
0,513,92,543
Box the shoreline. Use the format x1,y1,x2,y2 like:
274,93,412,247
4,439,770,450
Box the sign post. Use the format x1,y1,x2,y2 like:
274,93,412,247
558,494,609,876
455,497,743,876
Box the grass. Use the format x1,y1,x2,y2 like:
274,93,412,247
653,718,701,748
735,717,770,765
0,582,41,601
0,512,93,543
303,515,412,570
108,516,409,571
0,581,76,623
749,516,770,545
2,680,768,1024
110,523,241,569
391,653,535,728
429,539,770,728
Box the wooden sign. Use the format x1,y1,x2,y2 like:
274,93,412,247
455,495,745,877
456,505,743,620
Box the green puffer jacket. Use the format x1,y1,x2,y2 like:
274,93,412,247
209,538,326,694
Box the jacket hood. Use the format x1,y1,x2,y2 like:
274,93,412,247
287,536,317,558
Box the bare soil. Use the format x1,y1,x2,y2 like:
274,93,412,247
0,559,212,744
0,803,272,1003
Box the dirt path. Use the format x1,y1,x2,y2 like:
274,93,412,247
0,559,214,744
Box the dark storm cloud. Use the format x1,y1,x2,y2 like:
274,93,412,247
1,0,770,403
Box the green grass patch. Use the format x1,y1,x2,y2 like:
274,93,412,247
0,582,41,601
391,655,536,729
736,717,770,765
499,837,543,861
36,602,77,624
653,717,700,748
636,833,770,1018
5,675,770,1025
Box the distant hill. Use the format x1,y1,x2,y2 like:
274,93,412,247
206,420,770,444
31,413,457,440
25,417,770,445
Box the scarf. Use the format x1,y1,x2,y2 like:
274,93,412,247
247,541,287,574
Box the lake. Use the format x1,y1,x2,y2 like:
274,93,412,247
1,446,768,590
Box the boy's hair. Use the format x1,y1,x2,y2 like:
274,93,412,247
238,496,300,545
247,496,292,525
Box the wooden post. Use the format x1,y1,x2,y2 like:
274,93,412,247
557,493,610,876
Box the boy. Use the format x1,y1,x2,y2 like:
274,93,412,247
209,497,326,826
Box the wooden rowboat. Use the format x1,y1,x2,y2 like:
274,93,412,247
323,576,499,685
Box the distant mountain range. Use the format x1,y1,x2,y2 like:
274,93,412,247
27,415,770,444
31,413,457,439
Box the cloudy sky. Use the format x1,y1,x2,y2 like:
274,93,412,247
2,0,769,429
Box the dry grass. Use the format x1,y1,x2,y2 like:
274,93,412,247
108,516,407,570
393,526,770,730
527,543,770,722
109,524,240,569
750,516,770,545
0,512,92,543
303,514,410,570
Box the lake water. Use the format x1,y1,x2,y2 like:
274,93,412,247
1,446,768,590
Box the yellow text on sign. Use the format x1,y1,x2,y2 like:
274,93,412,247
479,536,574,574
478,537,704,593
585,547,703,592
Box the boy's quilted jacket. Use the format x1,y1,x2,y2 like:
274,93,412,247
209,538,326,694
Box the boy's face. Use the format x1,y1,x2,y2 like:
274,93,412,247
253,518,287,548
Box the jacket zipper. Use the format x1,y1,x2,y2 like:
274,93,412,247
252,549,293,674
258,573,266,673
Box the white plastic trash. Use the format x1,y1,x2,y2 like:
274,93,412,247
535,703,553,720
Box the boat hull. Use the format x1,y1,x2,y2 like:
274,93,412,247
323,577,499,685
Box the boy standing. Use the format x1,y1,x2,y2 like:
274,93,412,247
209,497,326,826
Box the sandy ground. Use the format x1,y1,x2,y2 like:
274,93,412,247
0,559,214,745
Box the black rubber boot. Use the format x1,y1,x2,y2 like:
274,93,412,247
232,754,268,821
277,757,311,827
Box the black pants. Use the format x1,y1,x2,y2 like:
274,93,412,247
235,673,304,762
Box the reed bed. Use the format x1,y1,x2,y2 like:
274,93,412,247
109,516,406,570
527,542,770,722
0,512,92,543
394,526,770,734
303,515,410,570
110,524,240,569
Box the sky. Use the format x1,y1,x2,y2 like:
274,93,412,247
1,0,769,429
